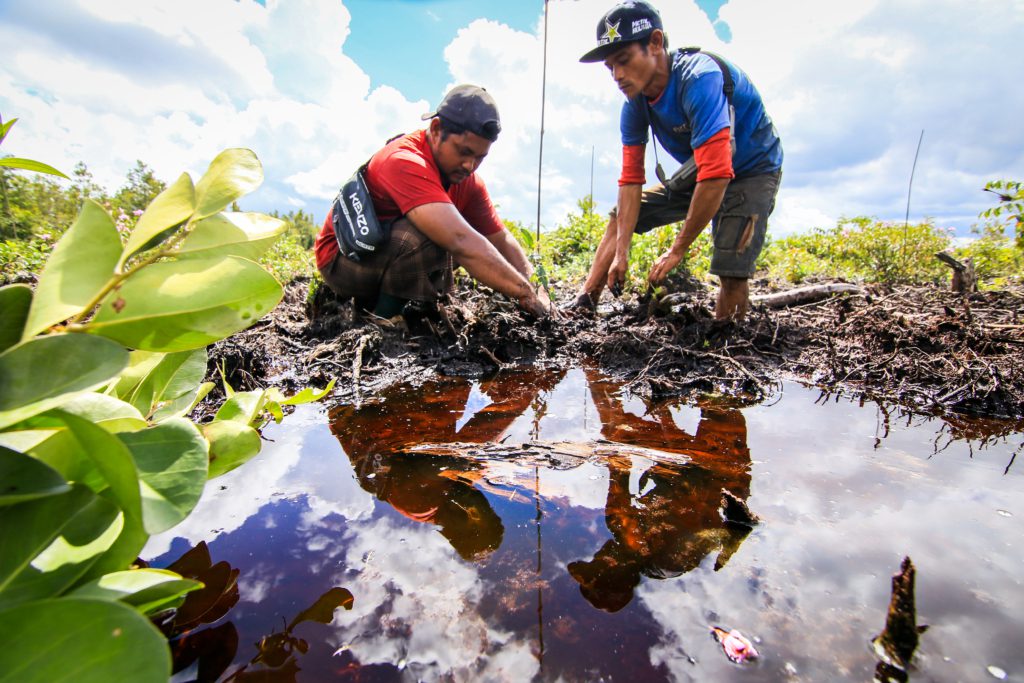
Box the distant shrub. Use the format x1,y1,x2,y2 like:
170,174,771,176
760,217,951,284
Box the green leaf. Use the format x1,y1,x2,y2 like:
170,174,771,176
57,414,148,582
57,393,147,434
0,598,171,683
70,569,202,614
87,255,283,352
204,420,262,479
176,212,287,261
193,148,262,219
119,419,208,534
0,334,129,431
22,200,122,339
0,157,68,179
151,381,214,423
0,284,31,352
109,349,207,417
0,496,122,609
119,172,196,267
59,412,142,516
0,446,70,506
214,389,267,425
0,484,105,596
280,380,336,406
0,117,16,144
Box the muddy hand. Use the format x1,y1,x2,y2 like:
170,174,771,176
607,254,628,296
536,287,564,320
648,247,683,285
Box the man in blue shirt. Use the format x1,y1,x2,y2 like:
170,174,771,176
572,1,783,320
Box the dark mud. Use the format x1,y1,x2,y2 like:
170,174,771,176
209,276,1024,421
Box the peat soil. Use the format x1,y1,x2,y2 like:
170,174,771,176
209,275,1024,428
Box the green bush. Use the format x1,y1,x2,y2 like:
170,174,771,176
0,147,332,683
760,217,951,284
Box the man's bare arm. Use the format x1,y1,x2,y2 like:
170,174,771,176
406,202,549,316
648,178,729,283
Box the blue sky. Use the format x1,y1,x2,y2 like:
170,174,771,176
344,0,731,102
1,0,1021,237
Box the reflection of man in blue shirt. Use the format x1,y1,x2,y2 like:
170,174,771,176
573,1,783,321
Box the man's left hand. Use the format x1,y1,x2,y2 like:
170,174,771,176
607,254,629,295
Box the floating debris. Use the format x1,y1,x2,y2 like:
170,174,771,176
710,626,759,663
720,488,760,528
871,556,928,672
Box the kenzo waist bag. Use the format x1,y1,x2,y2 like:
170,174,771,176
332,161,391,262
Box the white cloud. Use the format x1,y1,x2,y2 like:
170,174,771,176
1,0,1020,241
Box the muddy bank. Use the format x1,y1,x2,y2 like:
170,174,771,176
209,276,1024,421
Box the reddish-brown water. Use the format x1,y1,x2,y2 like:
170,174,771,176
146,369,1024,682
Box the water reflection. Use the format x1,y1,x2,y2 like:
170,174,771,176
329,368,756,616
330,371,565,561
568,370,753,612
143,372,1024,683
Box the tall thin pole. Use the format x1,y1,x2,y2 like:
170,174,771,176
535,0,550,243
589,145,595,215
901,129,925,278
904,130,925,228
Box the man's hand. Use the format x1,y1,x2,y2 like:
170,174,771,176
518,289,561,320
607,252,629,296
648,246,684,284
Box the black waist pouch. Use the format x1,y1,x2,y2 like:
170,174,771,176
332,162,391,262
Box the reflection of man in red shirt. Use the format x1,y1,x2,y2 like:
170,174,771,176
329,371,564,561
313,85,552,319
569,370,754,611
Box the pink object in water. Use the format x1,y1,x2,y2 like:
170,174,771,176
711,626,759,663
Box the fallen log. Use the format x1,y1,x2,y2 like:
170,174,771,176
750,283,863,309
404,439,693,467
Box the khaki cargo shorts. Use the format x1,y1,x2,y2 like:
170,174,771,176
613,171,781,278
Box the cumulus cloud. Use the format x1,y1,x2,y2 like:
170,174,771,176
1,0,1020,237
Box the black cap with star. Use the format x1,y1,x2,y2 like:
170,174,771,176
579,1,664,63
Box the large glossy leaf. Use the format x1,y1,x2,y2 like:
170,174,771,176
59,413,142,519
88,255,283,352
0,334,129,430
21,200,122,339
0,496,122,609
0,446,69,506
119,172,196,267
0,484,100,595
204,420,262,479
0,284,31,352
119,419,208,534
70,568,202,614
176,212,287,261
193,148,262,219
0,598,171,683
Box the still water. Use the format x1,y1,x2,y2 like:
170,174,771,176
145,369,1024,682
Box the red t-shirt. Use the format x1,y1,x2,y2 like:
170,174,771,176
314,129,505,270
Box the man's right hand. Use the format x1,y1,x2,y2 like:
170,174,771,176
519,289,561,320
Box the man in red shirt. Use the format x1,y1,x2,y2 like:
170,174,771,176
314,85,553,319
